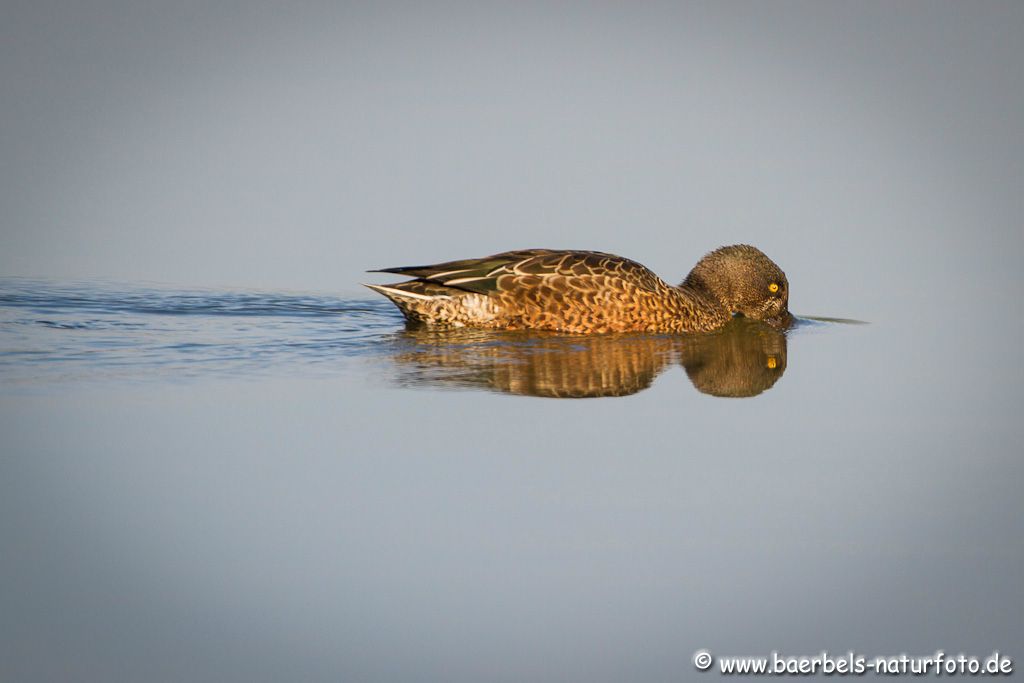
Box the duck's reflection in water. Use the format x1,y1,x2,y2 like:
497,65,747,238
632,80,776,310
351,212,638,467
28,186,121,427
384,317,787,398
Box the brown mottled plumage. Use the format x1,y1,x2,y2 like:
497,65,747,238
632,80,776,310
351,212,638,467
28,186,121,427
365,245,790,334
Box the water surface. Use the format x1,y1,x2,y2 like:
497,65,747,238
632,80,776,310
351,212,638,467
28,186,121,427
1,277,1020,682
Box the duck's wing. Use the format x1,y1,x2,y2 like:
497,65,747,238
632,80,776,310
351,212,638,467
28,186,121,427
372,249,667,295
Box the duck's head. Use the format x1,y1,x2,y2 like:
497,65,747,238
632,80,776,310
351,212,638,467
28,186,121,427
682,245,791,326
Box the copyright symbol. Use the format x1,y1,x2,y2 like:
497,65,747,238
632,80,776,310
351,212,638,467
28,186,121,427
693,649,713,671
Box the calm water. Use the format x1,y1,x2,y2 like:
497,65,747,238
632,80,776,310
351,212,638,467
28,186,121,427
1,277,1021,681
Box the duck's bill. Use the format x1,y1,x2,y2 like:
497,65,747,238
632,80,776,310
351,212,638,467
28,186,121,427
762,311,796,330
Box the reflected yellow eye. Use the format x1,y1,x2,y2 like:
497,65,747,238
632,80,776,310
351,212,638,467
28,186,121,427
766,357,778,369
768,283,779,293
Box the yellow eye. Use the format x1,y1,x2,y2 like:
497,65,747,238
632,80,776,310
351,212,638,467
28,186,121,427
766,356,777,369
768,282,779,293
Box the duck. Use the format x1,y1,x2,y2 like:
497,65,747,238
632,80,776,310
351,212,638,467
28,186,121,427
365,244,790,334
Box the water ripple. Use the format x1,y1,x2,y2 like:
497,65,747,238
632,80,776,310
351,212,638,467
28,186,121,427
0,278,405,385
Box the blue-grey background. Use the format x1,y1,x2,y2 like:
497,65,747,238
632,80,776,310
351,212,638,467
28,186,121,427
1,2,1022,681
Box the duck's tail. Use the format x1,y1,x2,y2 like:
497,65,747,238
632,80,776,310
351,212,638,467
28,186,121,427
363,281,456,323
